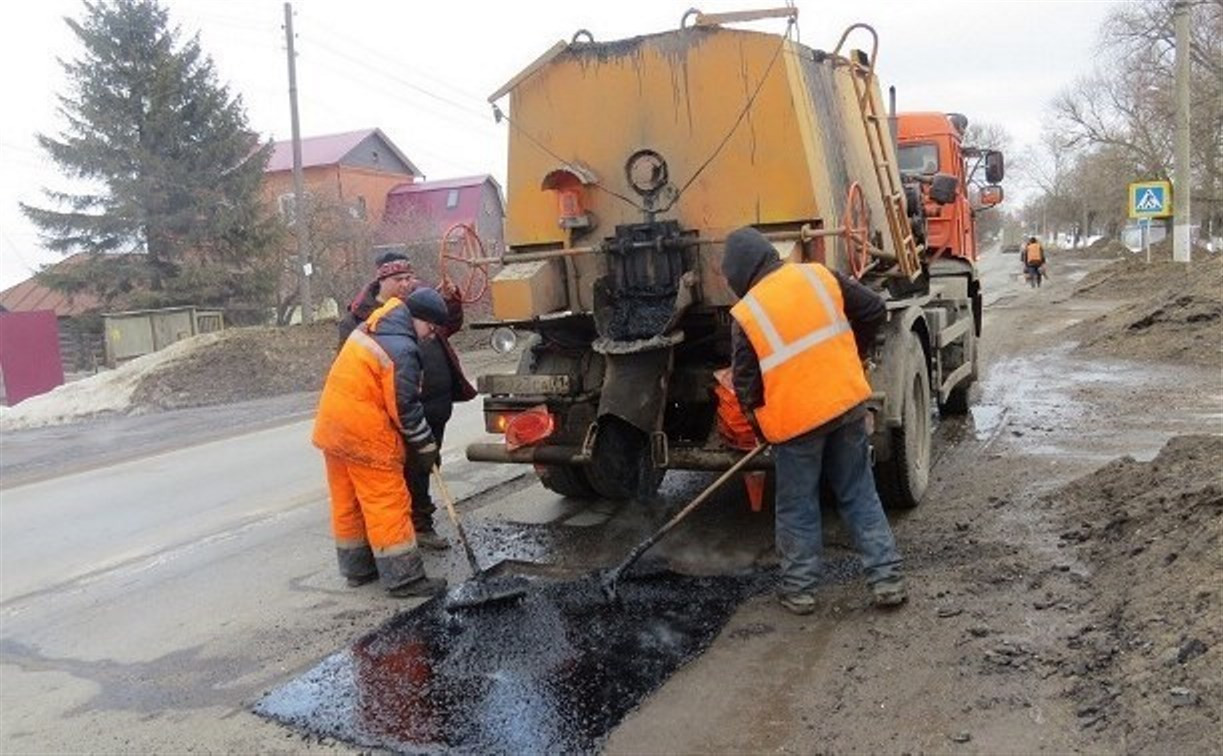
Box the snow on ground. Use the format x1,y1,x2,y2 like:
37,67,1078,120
0,331,225,432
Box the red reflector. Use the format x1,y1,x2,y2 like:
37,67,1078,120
505,405,555,451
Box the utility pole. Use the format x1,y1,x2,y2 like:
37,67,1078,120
284,2,313,322
1172,0,1191,263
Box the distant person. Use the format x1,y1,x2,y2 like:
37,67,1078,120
336,253,475,549
1022,236,1046,288
312,282,445,598
721,226,906,616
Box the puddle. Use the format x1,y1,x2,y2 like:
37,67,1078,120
254,569,771,753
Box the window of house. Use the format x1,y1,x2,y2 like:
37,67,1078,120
446,188,460,209
351,196,367,220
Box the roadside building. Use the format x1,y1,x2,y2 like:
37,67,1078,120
263,128,424,322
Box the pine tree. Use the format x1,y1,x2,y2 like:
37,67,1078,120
22,0,279,318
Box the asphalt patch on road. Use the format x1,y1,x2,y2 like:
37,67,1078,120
253,568,773,753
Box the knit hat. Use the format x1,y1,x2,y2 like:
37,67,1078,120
374,249,410,267
406,287,449,326
377,259,414,280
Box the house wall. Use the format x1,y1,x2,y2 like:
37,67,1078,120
347,134,415,176
263,166,412,223
384,179,505,249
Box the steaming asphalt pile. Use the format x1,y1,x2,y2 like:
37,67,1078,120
254,569,772,752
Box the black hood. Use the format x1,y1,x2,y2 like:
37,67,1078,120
721,227,783,298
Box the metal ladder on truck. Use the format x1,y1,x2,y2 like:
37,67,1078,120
833,24,922,280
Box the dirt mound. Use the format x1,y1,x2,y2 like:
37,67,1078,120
1069,254,1222,367
1042,435,1222,752
1055,238,1132,260
129,322,339,410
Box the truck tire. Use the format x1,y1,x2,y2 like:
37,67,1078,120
585,416,665,500
536,464,596,498
875,334,931,509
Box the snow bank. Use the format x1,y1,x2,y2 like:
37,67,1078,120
0,331,226,431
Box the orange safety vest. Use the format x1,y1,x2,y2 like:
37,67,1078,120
730,264,872,443
312,298,408,470
1024,242,1044,265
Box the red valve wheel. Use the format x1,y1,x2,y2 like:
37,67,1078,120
438,222,490,304
843,182,870,279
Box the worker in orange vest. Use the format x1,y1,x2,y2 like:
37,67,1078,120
312,281,449,598
722,227,906,615
1022,236,1046,288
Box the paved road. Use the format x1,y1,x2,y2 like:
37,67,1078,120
0,397,537,752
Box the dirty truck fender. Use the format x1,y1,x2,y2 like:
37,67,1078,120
869,307,929,456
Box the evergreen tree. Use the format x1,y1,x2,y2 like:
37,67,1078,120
22,0,279,318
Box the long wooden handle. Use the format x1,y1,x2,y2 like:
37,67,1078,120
611,443,769,576
432,465,482,576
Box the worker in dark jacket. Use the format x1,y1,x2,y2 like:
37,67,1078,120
336,254,475,548
402,286,477,549
337,252,421,347
312,285,445,598
722,226,905,615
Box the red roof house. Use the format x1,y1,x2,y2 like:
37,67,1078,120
383,174,505,250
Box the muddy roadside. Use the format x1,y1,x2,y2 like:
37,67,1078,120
606,250,1221,753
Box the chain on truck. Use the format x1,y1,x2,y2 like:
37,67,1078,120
457,7,1005,509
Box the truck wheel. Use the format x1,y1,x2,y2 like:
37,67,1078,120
875,335,931,509
585,416,665,500
536,464,596,498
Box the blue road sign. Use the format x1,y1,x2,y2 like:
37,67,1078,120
1129,181,1172,219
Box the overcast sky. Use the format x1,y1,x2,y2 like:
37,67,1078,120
0,0,1122,289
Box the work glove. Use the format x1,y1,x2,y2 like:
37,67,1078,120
409,438,440,475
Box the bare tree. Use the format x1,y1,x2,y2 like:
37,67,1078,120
1052,0,1222,236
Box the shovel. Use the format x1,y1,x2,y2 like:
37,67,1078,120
432,466,529,611
600,442,769,602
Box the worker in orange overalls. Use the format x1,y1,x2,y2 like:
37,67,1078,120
312,277,449,598
722,227,905,615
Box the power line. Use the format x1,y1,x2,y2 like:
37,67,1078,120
305,36,495,127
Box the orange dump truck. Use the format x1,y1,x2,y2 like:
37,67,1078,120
465,8,1004,509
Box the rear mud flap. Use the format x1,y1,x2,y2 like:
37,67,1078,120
596,348,673,433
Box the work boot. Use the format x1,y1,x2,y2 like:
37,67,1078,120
778,591,817,616
345,572,378,588
415,529,450,551
871,577,908,608
387,576,447,599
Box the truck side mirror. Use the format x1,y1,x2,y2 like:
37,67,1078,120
929,173,958,205
985,150,1005,183
979,185,1003,207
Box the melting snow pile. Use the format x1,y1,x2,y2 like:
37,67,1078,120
0,331,224,431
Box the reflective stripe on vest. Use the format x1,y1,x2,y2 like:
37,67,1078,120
740,265,852,374
349,326,392,368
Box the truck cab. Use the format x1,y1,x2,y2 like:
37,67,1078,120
897,112,1004,262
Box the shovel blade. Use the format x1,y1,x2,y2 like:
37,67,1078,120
444,575,530,612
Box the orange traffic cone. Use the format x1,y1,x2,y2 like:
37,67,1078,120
744,471,767,512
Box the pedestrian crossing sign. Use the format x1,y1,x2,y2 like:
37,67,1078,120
1129,181,1172,219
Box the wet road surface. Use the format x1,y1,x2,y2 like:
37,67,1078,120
254,568,773,753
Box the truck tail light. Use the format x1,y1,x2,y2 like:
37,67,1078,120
505,405,555,451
